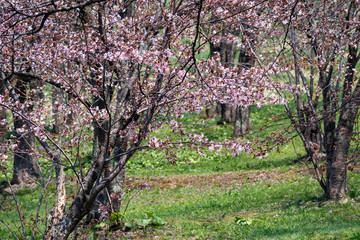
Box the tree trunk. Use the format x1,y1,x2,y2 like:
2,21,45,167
86,1,133,221
86,91,109,221
110,136,128,211
219,103,236,124
44,148,131,239
232,106,250,138
208,29,238,124
325,102,354,199
205,104,220,119
326,159,348,199
323,37,360,198
325,128,350,199
87,134,128,221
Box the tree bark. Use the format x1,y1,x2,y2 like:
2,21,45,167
232,106,250,138
44,139,136,239
205,104,220,119
325,121,351,199
219,103,236,124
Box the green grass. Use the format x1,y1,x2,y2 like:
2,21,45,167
84,171,360,239
0,185,55,239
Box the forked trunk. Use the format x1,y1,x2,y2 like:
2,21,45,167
44,151,130,239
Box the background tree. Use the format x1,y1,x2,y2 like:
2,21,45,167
264,0,360,199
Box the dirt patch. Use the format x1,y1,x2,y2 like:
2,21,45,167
125,168,311,190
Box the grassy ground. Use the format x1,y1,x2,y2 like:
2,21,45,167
1,105,360,239
107,171,360,240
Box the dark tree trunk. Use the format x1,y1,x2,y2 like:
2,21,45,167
87,112,128,221
86,92,109,221
326,157,348,199
325,122,351,199
325,90,357,198
219,103,236,124
86,153,126,222
323,32,360,198
87,2,133,221
44,65,138,238
219,36,237,124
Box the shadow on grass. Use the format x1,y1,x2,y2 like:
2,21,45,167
239,222,360,240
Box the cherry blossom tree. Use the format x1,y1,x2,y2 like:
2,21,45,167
0,0,274,239
261,0,360,199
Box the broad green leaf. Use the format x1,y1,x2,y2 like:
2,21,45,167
153,216,165,225
124,222,133,228
136,219,151,227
